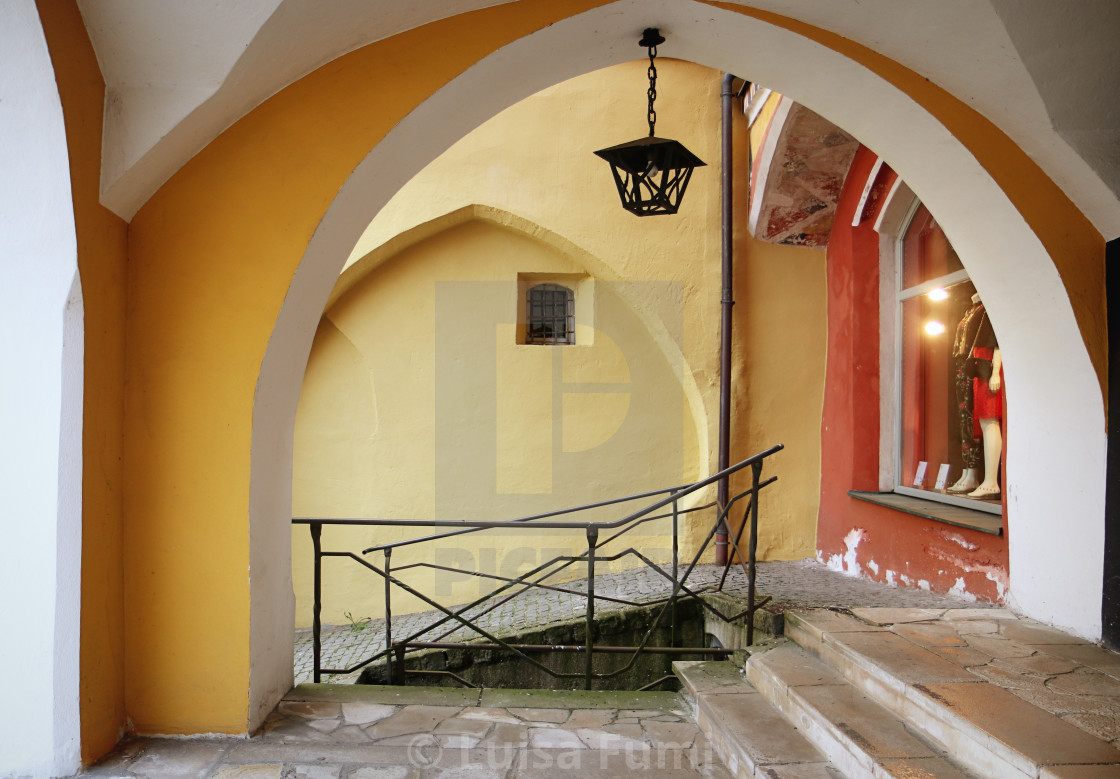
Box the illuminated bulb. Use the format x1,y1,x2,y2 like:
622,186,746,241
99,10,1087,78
925,320,946,336
928,288,949,301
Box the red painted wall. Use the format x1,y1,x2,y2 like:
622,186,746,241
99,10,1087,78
816,147,1009,602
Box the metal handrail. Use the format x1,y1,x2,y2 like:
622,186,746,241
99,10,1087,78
294,443,783,688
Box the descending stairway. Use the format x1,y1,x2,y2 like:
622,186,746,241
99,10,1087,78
674,608,1120,779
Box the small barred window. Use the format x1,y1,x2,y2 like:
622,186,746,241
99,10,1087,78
526,283,575,345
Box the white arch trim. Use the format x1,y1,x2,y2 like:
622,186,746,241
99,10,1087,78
0,1,83,774
248,0,1105,726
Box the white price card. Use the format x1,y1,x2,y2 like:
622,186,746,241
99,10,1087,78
912,461,928,488
934,463,951,490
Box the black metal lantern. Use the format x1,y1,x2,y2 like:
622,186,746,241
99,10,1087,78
594,28,706,216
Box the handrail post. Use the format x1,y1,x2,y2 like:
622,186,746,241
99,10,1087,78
584,525,599,690
670,491,679,648
384,547,393,685
747,460,762,646
311,521,322,684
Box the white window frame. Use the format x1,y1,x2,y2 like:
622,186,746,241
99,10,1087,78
875,178,1000,516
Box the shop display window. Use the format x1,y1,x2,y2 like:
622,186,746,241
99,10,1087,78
896,205,1002,511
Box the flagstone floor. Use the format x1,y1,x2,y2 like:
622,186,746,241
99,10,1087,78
79,686,731,778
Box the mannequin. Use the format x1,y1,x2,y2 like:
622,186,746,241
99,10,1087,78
961,292,1002,498
947,294,984,494
969,348,1002,498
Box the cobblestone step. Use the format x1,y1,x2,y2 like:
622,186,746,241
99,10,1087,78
784,609,1120,779
673,660,846,778
747,640,974,778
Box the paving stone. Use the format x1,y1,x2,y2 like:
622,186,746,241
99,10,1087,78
1001,620,1093,646
942,608,1014,621
510,748,703,777
435,718,492,737
913,682,1120,769
279,700,342,719
876,757,972,778
797,684,936,759
508,707,569,723
754,765,839,778
456,708,521,725
477,722,529,747
788,609,888,641
1037,644,1120,679
528,726,585,749
287,766,342,779
993,653,1080,676
672,660,751,697
345,767,418,779
260,719,340,743
832,631,979,685
970,663,1054,692
562,709,614,729
127,739,228,777
330,724,373,742
696,691,828,768
211,765,283,779
306,718,341,734
962,633,1037,658
603,723,645,740
950,618,1002,635
1049,667,1120,698
228,743,418,764
850,607,945,625
1061,711,1120,744
365,705,463,740
927,645,995,668
749,643,846,688
428,745,518,773
642,720,698,749
436,733,483,748
575,727,649,751
892,621,969,647
341,702,397,725
1039,765,1120,778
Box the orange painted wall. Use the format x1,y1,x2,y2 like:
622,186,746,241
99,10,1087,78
56,0,1103,748
34,0,130,763
817,147,1009,599
123,0,610,736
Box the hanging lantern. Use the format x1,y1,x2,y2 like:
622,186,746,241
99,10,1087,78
594,28,706,216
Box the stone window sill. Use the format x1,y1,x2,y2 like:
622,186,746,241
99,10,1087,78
848,490,1003,536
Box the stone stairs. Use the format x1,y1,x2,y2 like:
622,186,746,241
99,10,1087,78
675,608,1120,779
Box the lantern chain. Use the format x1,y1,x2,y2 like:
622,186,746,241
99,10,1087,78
647,44,658,137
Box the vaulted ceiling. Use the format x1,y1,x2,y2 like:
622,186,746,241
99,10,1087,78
76,0,1120,239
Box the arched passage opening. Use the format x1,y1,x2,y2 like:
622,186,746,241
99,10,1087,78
116,0,1106,734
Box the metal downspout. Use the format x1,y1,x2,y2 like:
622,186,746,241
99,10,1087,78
717,72,735,566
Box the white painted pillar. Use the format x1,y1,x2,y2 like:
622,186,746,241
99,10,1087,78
0,1,83,775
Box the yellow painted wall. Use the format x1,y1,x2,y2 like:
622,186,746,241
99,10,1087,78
292,63,826,628
35,1,130,762
294,219,703,625
105,0,1105,741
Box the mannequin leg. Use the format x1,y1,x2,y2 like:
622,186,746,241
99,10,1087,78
948,467,979,493
968,418,1002,497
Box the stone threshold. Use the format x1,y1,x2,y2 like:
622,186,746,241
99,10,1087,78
849,490,1003,535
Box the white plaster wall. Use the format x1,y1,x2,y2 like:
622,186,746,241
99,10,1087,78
248,0,1108,720
0,1,83,775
